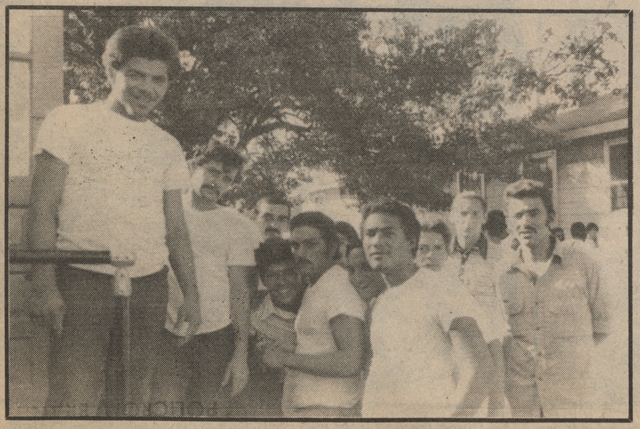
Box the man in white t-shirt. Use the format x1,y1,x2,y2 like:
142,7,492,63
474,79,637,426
262,212,367,417
360,199,495,418
151,145,260,417
26,26,200,416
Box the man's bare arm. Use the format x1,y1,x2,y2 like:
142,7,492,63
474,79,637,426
164,189,200,337
264,314,365,378
449,316,494,417
222,265,256,396
25,151,68,335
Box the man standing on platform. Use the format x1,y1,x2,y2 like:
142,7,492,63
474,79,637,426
26,25,200,416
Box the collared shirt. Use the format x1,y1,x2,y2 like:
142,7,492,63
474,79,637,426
452,234,489,264
251,295,297,353
445,234,509,341
499,237,610,415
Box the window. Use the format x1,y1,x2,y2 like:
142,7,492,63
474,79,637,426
520,150,558,212
455,171,485,198
605,140,629,210
9,10,32,178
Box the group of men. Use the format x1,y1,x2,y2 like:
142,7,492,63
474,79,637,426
24,25,611,419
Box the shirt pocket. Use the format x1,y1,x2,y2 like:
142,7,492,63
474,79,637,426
546,278,590,337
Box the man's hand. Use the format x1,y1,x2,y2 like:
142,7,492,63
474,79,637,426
263,345,289,369
222,352,250,397
30,287,66,337
181,291,201,341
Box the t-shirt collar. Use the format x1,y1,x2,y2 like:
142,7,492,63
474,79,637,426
262,294,297,321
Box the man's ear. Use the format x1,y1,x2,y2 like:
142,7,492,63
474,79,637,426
105,64,117,86
546,209,556,227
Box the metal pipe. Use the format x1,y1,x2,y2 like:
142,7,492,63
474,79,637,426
9,249,112,264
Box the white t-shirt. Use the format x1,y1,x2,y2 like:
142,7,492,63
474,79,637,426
362,268,492,418
165,194,261,335
283,265,366,410
34,103,190,277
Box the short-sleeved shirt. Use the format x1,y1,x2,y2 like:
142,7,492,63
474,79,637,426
34,103,190,277
251,295,297,354
499,238,610,415
282,265,366,410
362,268,492,418
166,194,261,335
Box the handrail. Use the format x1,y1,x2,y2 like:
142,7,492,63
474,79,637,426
9,249,112,265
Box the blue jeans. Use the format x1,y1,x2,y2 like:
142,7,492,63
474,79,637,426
45,265,168,417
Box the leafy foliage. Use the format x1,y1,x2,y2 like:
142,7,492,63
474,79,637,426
64,10,624,209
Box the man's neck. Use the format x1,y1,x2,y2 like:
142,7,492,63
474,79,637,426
456,233,482,251
522,235,553,263
105,98,147,122
383,262,419,287
191,190,219,211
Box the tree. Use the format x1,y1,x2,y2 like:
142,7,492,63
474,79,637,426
64,10,624,209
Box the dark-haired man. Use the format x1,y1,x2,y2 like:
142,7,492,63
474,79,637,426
26,25,200,416
262,212,367,417
360,199,495,418
229,237,306,417
153,145,259,417
500,179,610,417
253,195,291,240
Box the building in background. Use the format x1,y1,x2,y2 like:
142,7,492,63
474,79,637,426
7,9,65,416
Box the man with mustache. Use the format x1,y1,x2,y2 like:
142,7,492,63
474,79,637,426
26,25,200,416
262,212,367,417
499,179,610,417
153,145,260,416
253,195,291,240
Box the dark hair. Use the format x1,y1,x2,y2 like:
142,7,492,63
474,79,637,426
102,25,181,80
345,240,364,259
586,222,599,232
192,145,245,171
504,179,554,217
484,210,507,237
336,221,360,246
361,198,420,256
254,237,295,280
570,222,587,240
420,221,452,251
255,195,291,217
290,211,339,255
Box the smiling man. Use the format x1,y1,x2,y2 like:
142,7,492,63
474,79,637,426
500,179,610,418
26,25,200,416
360,199,495,418
262,212,367,417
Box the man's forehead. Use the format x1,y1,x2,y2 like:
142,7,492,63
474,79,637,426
291,225,323,240
507,196,546,212
363,212,403,230
453,197,484,213
258,202,289,215
419,231,445,244
123,57,168,76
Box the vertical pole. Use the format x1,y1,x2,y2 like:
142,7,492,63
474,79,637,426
112,256,134,415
